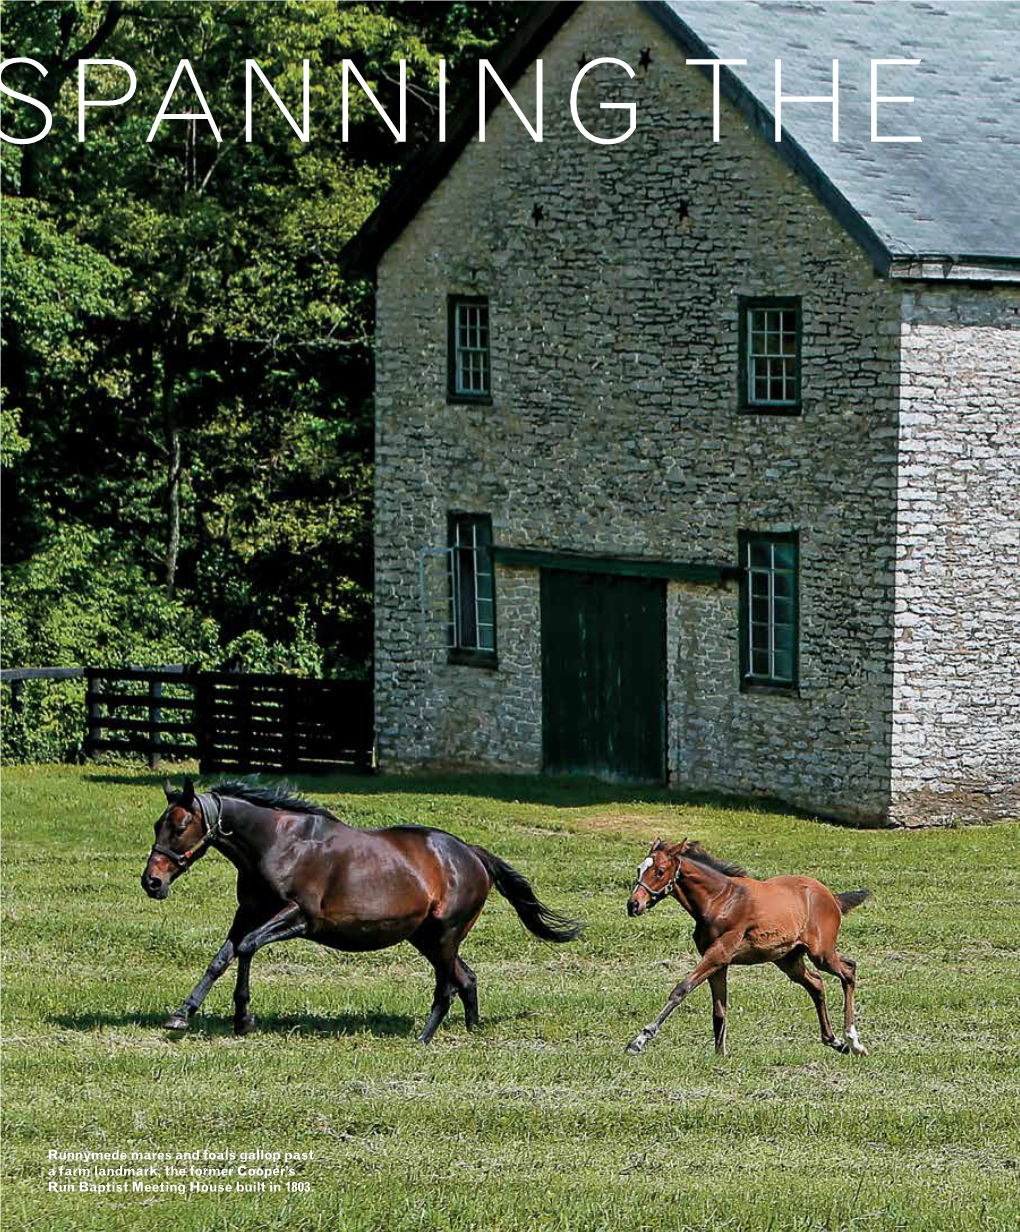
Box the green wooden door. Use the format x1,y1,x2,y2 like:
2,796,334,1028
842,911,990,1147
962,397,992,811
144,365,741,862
541,570,666,783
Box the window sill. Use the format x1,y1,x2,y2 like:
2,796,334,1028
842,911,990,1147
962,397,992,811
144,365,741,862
447,393,493,407
447,649,499,670
740,679,801,698
737,403,802,417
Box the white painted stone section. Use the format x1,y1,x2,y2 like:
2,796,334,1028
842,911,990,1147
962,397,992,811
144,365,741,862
890,288,1020,823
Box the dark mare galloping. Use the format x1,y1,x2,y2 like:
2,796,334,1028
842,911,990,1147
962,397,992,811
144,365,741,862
625,838,870,1057
142,778,582,1042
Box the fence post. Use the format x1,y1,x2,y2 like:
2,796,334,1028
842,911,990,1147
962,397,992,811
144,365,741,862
85,670,103,758
148,678,163,771
195,671,212,775
10,678,24,719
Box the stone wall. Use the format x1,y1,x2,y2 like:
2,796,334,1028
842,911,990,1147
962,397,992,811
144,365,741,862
890,288,1020,822
374,1,907,821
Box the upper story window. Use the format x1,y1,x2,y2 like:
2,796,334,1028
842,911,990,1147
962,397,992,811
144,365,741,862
738,296,801,414
739,531,799,690
448,297,491,403
448,513,496,665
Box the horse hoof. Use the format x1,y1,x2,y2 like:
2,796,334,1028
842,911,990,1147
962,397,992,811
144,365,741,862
234,1015,255,1037
625,1033,649,1056
846,1028,868,1056
163,1015,189,1032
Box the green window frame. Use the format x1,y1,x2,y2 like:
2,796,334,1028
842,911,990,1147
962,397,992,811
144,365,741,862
738,296,802,414
447,296,492,403
448,512,497,667
738,530,799,691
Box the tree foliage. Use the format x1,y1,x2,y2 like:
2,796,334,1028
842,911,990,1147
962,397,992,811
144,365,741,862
1,0,517,759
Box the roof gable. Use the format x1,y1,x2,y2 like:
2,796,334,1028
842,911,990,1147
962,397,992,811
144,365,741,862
345,0,1020,280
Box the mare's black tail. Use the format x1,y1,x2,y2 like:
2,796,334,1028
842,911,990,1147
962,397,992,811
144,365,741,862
836,888,872,915
473,847,583,943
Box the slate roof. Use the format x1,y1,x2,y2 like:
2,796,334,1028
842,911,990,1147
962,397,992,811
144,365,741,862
345,0,1020,279
656,0,1020,270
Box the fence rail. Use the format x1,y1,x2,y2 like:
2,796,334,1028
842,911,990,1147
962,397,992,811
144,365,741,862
85,667,200,769
2,665,374,775
1,667,88,681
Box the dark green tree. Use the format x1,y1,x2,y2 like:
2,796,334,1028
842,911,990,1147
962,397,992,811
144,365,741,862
1,0,516,758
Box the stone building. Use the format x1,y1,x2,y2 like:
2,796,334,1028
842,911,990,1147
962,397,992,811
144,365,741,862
346,1,1019,825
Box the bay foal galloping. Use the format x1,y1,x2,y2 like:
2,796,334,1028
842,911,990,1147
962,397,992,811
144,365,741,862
141,779,582,1043
625,838,870,1057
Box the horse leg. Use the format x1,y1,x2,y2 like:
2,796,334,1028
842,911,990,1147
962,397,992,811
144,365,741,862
231,903,308,1037
708,970,729,1056
453,903,485,1030
776,951,839,1050
165,937,234,1032
626,940,737,1055
815,950,867,1055
455,957,480,1030
163,908,262,1031
420,965,458,1045
233,954,255,1037
412,898,485,1041
408,926,460,1044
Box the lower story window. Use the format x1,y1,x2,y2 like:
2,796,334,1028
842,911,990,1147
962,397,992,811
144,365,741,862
739,531,798,688
448,513,496,661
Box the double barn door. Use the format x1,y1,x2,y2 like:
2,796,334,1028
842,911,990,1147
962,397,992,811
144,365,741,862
540,570,666,783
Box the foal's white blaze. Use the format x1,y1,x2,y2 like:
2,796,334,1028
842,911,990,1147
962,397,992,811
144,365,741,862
636,857,653,880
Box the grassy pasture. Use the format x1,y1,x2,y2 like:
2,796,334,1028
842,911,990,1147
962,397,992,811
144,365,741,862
1,763,1018,1232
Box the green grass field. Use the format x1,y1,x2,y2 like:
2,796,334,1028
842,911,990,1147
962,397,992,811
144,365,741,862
2,764,1018,1232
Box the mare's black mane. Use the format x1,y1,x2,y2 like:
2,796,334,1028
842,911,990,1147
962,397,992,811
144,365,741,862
211,780,339,820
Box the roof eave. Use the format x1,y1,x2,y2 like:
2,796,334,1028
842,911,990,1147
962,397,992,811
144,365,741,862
885,256,1020,285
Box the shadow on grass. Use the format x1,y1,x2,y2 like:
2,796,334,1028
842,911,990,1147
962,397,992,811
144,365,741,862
50,1007,533,1039
83,769,835,824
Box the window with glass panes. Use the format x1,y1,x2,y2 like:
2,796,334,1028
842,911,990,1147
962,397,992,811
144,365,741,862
740,532,798,687
739,297,801,411
448,298,491,400
448,514,496,659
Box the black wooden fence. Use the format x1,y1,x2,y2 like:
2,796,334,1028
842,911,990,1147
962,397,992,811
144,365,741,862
85,666,200,766
194,671,374,776
2,665,374,774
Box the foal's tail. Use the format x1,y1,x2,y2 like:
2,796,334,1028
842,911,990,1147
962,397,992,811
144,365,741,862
836,888,872,915
473,847,584,943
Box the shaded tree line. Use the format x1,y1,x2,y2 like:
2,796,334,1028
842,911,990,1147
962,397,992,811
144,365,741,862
1,0,515,759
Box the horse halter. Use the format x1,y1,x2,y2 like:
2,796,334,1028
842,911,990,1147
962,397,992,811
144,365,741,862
149,793,230,872
632,854,681,905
